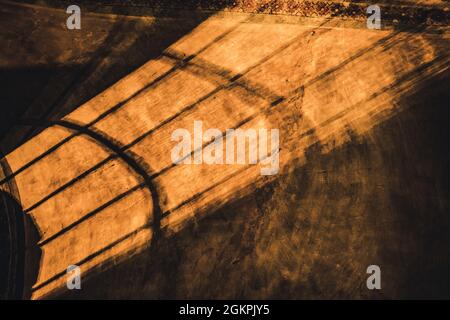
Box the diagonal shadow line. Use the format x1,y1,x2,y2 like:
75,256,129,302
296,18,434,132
96,19,337,148
30,115,253,249
31,222,152,292
161,16,419,102
18,21,412,216
103,26,416,156
6,13,399,191
163,51,276,102
0,14,250,187
37,183,146,247
18,17,131,147
10,21,428,253
0,153,21,204
13,19,334,215
17,119,163,241
76,13,250,127
23,154,119,213
296,55,450,141
25,19,442,294
162,46,289,101
161,148,281,218
119,20,422,152
27,23,429,249
31,53,447,293
0,133,81,186
30,148,281,294
158,55,449,218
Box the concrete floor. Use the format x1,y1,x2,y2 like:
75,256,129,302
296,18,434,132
0,0,449,299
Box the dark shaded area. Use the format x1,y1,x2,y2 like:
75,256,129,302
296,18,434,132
0,66,75,139
0,191,25,299
56,69,450,299
13,118,165,295
0,1,219,155
23,0,450,26
381,69,450,298
0,190,41,300
0,0,227,299
2,0,449,300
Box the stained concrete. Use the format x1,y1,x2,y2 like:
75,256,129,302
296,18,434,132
0,0,449,299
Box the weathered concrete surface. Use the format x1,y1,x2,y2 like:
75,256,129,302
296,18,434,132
0,0,214,152
0,1,449,299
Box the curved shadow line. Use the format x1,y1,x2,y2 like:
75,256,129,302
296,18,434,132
0,152,21,205
13,24,422,244
17,17,130,147
0,156,26,299
0,15,247,188
17,118,162,242
31,222,151,294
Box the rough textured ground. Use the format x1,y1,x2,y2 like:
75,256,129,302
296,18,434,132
59,70,450,300
0,0,449,299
